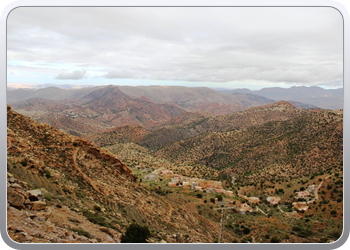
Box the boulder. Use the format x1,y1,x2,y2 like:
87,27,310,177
30,201,47,211
7,188,28,210
27,189,44,201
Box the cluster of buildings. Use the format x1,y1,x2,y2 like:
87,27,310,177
143,168,234,197
238,184,317,213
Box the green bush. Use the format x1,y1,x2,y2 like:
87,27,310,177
270,236,281,243
215,194,223,201
94,205,102,212
69,228,91,239
121,223,151,243
196,193,203,199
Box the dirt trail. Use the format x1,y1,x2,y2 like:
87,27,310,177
256,205,268,216
71,147,101,194
308,174,333,204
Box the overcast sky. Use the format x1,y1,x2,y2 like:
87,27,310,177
7,7,343,89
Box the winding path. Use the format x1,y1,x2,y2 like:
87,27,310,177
307,174,333,204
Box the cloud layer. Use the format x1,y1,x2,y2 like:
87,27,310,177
55,70,86,80
7,7,343,88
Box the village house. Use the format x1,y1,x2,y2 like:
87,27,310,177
143,174,157,181
225,191,234,197
192,182,199,189
295,191,311,199
161,170,173,178
195,186,203,191
214,188,225,193
247,197,260,204
168,182,177,188
266,196,281,205
171,177,180,184
238,203,251,214
182,181,191,189
214,198,218,204
292,202,309,212
306,185,316,193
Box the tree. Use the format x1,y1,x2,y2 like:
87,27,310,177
196,193,203,199
121,223,151,243
215,194,223,201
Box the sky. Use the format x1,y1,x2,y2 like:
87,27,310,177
7,7,344,90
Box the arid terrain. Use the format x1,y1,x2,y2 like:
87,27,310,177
7,85,343,244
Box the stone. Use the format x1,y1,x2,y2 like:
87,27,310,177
30,201,46,211
9,177,15,183
7,188,26,210
27,189,44,201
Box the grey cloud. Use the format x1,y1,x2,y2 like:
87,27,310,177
55,70,86,80
103,70,135,79
7,7,343,87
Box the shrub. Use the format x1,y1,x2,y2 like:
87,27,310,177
69,228,91,239
196,193,203,199
73,142,78,147
243,228,251,235
94,205,102,212
215,194,223,201
20,161,27,167
270,236,281,243
44,170,51,179
121,223,151,243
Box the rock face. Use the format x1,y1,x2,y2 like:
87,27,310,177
6,176,122,243
7,105,222,243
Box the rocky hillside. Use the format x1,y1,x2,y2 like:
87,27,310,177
7,105,226,243
138,101,308,150
104,142,219,180
154,109,343,185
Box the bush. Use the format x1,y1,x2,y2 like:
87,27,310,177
44,170,51,179
94,205,102,212
243,228,251,235
73,142,78,147
121,223,151,243
196,193,203,199
69,228,91,239
270,236,281,243
20,161,27,167
215,194,223,201
210,198,215,203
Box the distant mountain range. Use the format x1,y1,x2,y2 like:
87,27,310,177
8,85,342,137
8,85,277,136
217,86,343,110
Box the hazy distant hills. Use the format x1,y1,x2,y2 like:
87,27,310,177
8,85,341,137
8,85,278,136
11,86,188,136
7,86,104,104
219,86,343,110
117,85,275,115
87,101,305,150
8,85,275,115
